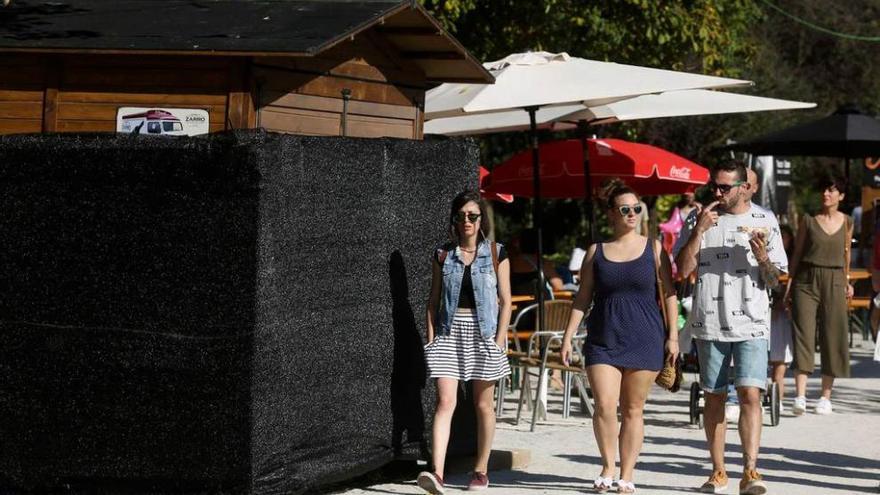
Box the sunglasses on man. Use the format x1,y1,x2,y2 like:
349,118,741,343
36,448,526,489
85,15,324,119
455,212,482,224
617,204,643,216
707,181,744,194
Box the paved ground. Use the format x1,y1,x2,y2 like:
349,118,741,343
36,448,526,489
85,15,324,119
338,334,880,495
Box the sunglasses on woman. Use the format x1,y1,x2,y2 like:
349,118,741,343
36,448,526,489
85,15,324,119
455,212,482,223
617,204,643,216
708,181,743,194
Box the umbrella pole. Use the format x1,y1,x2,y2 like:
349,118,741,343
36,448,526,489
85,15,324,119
526,106,545,340
577,120,595,243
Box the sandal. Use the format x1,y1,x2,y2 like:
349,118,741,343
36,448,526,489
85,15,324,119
617,480,636,493
593,476,614,493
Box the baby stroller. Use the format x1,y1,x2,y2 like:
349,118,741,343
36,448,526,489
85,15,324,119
684,340,781,428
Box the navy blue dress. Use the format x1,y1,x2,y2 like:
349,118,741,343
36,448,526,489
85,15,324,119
585,241,665,371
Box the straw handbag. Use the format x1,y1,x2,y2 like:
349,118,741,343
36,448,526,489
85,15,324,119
653,243,682,392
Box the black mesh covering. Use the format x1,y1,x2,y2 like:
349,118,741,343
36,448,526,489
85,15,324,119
0,131,477,494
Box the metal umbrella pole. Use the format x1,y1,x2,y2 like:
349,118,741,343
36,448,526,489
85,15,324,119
525,106,545,335
577,120,598,243
525,105,548,432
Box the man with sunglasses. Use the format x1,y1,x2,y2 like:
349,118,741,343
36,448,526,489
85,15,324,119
676,161,787,495
673,168,762,259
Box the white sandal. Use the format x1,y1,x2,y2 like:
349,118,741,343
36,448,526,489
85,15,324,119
593,476,614,493
616,480,636,493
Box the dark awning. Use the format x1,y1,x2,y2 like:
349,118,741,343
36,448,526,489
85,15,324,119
727,105,880,159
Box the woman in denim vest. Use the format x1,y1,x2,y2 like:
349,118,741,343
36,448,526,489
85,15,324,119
418,191,512,494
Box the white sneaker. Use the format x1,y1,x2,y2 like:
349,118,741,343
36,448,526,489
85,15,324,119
725,403,741,423
778,402,786,415
792,396,807,416
815,397,833,415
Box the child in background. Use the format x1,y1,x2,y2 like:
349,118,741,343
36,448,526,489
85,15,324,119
770,224,795,413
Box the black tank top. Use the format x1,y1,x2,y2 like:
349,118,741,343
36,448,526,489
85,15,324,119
434,245,507,308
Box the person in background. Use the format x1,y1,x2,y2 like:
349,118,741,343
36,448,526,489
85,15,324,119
568,245,586,282
872,216,880,341
565,236,591,290
560,179,678,494
676,160,787,495
679,190,703,222
633,198,650,237
770,224,795,412
785,176,853,416
851,204,863,268
419,191,512,494
508,228,564,297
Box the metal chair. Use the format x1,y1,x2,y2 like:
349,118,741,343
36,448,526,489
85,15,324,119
507,300,592,430
495,302,537,418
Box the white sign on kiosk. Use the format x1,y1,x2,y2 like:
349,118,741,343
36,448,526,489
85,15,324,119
116,107,209,136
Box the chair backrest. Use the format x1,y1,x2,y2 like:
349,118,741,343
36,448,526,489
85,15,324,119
507,302,539,352
510,302,539,330
541,300,573,332
509,300,575,353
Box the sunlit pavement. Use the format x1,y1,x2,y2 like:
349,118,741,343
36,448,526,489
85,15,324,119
338,334,880,495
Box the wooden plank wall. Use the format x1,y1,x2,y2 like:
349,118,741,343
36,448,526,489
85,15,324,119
55,56,231,133
254,29,426,139
0,55,45,134
0,54,236,135
0,34,426,140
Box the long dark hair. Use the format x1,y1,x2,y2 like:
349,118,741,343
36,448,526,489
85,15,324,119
448,190,490,243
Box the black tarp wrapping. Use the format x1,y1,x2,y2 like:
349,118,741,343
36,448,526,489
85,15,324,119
0,131,477,493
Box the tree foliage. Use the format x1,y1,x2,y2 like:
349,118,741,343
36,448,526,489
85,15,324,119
419,1,880,251
421,0,761,75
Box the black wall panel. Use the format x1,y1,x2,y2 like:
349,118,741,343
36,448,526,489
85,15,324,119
0,131,477,493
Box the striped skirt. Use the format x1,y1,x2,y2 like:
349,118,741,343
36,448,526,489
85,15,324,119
425,310,510,382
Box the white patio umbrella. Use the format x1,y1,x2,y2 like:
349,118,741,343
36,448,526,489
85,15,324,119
425,51,752,366
426,52,752,119
424,89,815,135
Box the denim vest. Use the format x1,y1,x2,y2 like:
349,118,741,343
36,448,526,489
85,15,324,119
435,240,501,340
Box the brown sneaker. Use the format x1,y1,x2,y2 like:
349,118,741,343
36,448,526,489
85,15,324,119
467,471,489,491
739,469,767,495
699,469,729,493
417,471,445,494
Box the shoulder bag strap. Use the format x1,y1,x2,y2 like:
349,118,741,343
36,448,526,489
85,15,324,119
491,241,499,277
653,240,669,333
843,215,852,282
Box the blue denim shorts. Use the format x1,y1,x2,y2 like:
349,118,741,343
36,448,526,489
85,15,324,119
695,338,768,393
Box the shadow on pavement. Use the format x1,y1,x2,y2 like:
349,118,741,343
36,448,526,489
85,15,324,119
637,435,880,490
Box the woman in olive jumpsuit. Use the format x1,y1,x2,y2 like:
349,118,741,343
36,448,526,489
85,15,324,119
785,176,853,415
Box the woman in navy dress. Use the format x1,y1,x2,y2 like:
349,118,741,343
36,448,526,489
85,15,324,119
561,180,678,493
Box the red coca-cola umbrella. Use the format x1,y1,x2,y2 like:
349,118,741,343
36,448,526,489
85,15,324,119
483,138,709,198
479,166,514,203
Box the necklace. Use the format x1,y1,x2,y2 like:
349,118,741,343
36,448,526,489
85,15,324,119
459,246,477,253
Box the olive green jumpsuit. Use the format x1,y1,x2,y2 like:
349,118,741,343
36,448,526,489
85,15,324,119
790,214,852,378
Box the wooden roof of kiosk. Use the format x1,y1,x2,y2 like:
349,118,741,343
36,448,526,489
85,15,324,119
0,0,493,139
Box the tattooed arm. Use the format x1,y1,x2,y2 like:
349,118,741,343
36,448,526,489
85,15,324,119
751,234,781,290
757,258,782,290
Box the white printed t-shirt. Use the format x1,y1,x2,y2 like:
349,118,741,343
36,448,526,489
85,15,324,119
683,203,788,342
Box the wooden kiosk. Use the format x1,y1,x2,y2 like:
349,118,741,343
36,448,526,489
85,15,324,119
0,0,492,139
